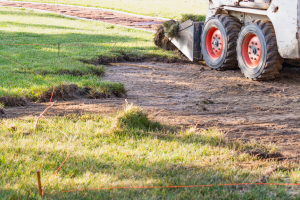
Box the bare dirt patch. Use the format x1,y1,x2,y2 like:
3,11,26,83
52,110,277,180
3,62,300,157
0,2,165,31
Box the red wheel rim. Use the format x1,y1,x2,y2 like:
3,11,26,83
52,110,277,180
242,33,262,68
206,27,223,60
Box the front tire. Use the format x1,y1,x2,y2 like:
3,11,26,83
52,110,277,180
201,14,241,70
237,20,283,80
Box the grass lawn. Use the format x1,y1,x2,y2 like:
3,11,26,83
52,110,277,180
0,7,176,103
1,104,300,199
1,4,300,200
12,0,209,20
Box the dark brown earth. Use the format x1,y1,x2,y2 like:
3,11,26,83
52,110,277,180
0,2,165,31
2,62,300,157
154,26,177,51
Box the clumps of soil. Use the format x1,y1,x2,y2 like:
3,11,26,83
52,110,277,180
106,104,162,136
0,108,5,115
154,25,177,51
81,51,190,66
154,14,205,51
39,84,82,102
39,84,127,102
0,97,27,107
246,150,284,160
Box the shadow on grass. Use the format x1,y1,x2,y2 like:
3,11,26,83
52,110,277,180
0,132,294,200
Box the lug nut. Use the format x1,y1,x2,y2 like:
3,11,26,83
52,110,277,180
212,47,215,49
254,58,257,60
212,37,215,39
248,52,251,54
255,43,258,45
215,50,218,52
211,42,214,44
249,45,252,48
251,42,254,44
257,54,259,56
257,48,260,50
215,34,217,37
218,37,220,39
250,57,253,60
218,48,221,50
219,42,222,45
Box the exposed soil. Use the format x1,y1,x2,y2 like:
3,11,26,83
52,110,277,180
0,2,165,31
2,62,300,157
0,97,27,107
39,84,89,102
0,84,124,107
154,26,177,51
0,108,4,115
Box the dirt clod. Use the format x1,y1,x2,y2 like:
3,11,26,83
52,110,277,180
0,108,5,115
39,84,81,102
88,92,107,99
0,97,27,107
154,26,177,51
246,150,284,160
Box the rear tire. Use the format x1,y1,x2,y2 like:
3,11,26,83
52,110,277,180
237,20,283,80
201,14,241,70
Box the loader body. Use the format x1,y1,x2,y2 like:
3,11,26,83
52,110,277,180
171,0,300,80
206,0,300,59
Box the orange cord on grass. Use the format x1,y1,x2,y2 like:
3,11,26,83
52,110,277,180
42,144,75,196
46,182,300,195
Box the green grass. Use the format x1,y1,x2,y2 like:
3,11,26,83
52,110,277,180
12,0,209,20
1,104,300,199
0,7,177,103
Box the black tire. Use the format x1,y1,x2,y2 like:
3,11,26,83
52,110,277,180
237,20,283,80
201,14,241,70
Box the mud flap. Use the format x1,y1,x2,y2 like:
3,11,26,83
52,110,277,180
171,20,204,62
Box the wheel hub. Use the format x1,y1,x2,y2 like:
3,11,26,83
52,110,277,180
242,34,262,68
206,27,223,60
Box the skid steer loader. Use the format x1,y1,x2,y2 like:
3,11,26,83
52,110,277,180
171,0,299,80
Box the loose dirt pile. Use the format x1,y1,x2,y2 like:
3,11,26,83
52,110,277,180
153,14,205,51
0,97,27,107
0,84,125,107
0,108,5,115
0,2,164,31
39,84,86,102
40,84,126,102
154,26,177,51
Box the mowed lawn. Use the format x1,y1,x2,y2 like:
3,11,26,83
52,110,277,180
12,0,209,20
0,7,175,102
1,104,300,199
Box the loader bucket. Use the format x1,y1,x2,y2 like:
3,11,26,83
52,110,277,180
170,20,204,62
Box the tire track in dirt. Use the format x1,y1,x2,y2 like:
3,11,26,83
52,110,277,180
0,1,166,32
